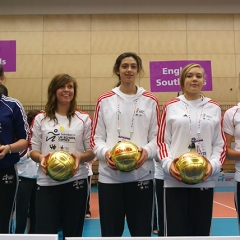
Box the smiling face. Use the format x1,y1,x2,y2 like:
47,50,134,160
116,57,139,85
180,64,205,100
56,81,74,106
184,67,205,95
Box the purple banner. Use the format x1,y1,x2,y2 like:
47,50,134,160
150,60,212,92
0,40,16,72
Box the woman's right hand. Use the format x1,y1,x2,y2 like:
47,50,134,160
169,158,182,182
105,150,117,170
38,154,50,175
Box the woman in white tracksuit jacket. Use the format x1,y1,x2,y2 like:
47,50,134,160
156,63,226,236
223,74,240,234
91,52,160,237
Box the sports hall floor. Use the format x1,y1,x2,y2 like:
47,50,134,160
58,185,239,239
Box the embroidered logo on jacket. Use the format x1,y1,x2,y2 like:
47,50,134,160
137,180,150,190
2,174,14,184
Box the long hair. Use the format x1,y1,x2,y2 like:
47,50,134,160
0,84,8,96
179,63,205,93
27,109,41,126
0,65,4,77
44,74,78,126
113,52,144,87
0,65,6,84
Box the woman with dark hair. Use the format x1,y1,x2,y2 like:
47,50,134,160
0,65,6,85
91,52,160,237
30,74,95,239
0,85,29,233
0,84,8,96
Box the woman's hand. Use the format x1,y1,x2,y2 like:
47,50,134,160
71,153,82,176
169,158,182,182
202,156,212,181
38,153,50,175
0,145,11,159
135,148,148,169
105,150,117,170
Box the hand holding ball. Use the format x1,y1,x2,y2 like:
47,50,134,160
111,141,140,172
47,150,75,181
176,152,208,185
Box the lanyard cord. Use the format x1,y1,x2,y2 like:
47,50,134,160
184,102,205,139
117,96,138,140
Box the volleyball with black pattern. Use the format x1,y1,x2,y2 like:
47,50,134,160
47,150,75,181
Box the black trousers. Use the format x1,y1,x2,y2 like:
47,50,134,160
0,166,18,233
15,177,37,233
234,182,240,229
35,178,88,239
165,187,214,236
98,180,153,237
155,178,164,236
86,175,91,214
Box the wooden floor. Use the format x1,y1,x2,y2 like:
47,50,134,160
213,191,237,218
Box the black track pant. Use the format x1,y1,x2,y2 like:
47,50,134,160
0,166,18,233
35,178,88,239
155,178,164,236
165,187,213,236
15,177,37,233
98,180,153,237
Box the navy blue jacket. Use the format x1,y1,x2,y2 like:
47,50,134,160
0,94,29,169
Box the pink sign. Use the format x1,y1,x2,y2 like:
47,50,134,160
0,40,16,72
150,60,212,92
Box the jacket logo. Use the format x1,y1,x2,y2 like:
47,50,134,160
2,174,14,184
135,108,144,117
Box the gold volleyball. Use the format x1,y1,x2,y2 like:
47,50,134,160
47,150,75,181
176,152,208,185
111,141,141,172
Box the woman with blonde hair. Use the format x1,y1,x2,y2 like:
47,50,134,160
157,63,226,236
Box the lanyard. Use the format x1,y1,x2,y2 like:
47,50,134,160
117,96,138,141
183,102,205,139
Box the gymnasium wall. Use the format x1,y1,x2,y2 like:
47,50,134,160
0,1,240,106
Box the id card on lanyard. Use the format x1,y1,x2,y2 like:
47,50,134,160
194,138,206,156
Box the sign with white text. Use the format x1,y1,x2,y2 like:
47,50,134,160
0,40,16,72
150,60,212,92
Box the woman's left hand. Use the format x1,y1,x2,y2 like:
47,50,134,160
0,145,10,159
202,156,212,181
135,148,148,169
169,158,182,182
71,153,81,176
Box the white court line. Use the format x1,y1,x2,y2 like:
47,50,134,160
214,200,236,211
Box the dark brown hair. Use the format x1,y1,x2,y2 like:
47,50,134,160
27,109,41,126
113,52,144,87
44,74,78,126
0,65,4,77
0,84,8,96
